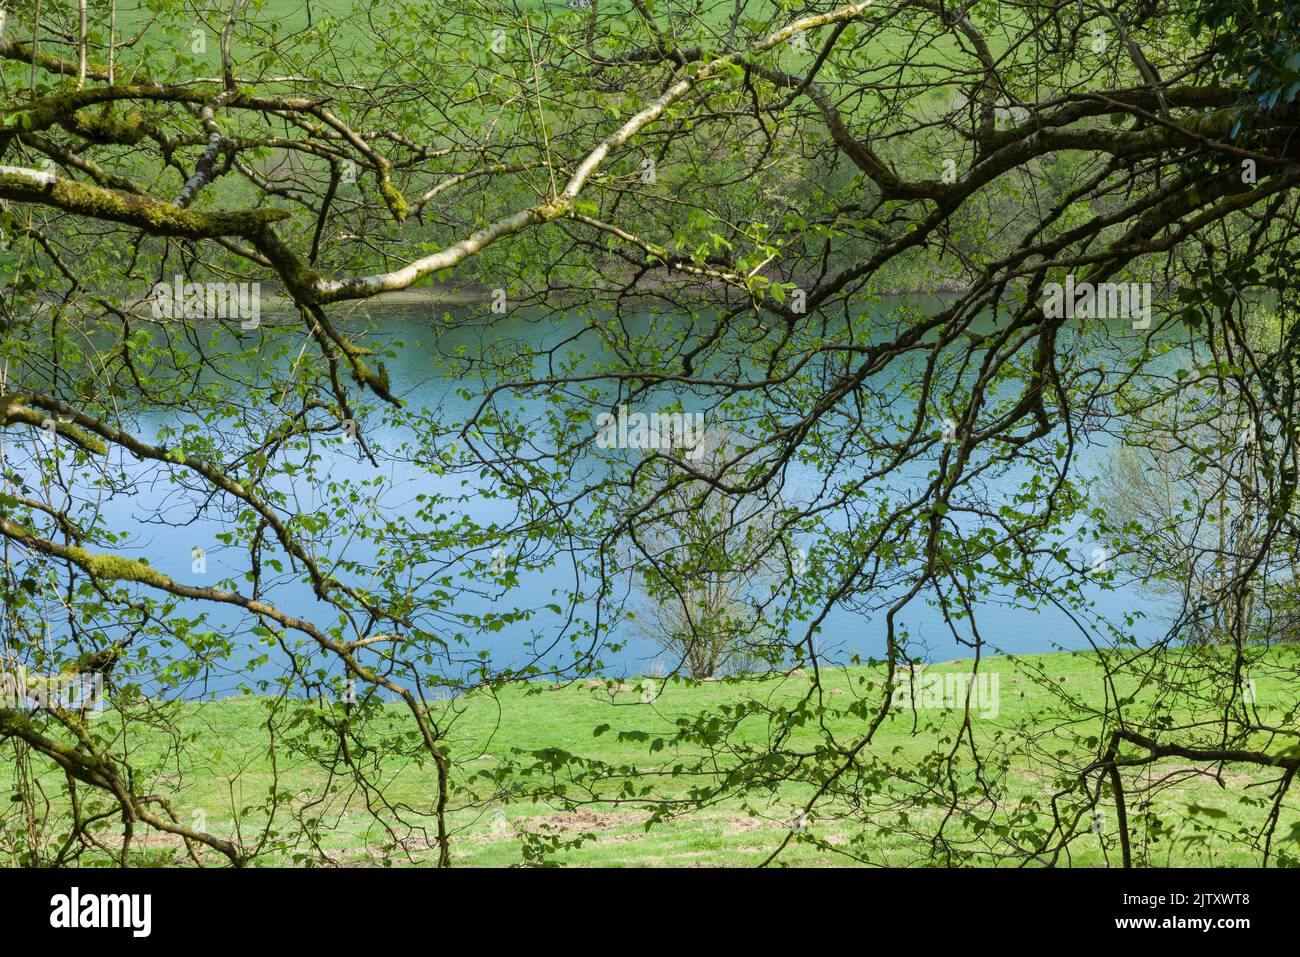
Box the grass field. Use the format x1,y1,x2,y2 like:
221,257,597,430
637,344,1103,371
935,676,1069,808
10,649,1296,867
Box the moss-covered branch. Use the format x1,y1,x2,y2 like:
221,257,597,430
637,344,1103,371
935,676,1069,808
0,166,289,237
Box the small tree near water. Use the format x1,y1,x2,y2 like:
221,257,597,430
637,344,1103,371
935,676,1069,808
627,432,783,678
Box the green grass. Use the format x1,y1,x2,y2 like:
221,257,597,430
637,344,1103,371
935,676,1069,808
8,648,1298,867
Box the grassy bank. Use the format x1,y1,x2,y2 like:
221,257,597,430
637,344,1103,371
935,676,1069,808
7,649,1297,867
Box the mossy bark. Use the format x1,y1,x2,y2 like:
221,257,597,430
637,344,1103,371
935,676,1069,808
0,169,289,237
